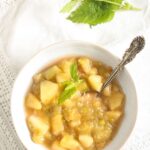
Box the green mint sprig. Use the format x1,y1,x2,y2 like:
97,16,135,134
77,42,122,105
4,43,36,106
58,63,83,104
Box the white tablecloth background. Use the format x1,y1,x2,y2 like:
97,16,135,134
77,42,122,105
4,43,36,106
0,0,150,149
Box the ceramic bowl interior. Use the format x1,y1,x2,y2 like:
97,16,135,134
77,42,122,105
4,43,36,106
11,41,137,150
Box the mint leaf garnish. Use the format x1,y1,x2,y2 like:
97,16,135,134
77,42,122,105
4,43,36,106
58,86,76,104
70,63,79,81
58,63,83,104
61,0,140,26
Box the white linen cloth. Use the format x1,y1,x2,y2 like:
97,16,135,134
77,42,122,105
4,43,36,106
0,0,150,150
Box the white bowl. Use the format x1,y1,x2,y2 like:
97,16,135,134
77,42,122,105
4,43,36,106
11,41,137,150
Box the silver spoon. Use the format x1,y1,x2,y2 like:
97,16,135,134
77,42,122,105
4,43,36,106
88,36,145,96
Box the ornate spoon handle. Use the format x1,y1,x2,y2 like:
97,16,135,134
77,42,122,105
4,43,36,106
100,36,145,92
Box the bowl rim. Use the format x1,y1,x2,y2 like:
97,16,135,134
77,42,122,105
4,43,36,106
11,40,138,150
